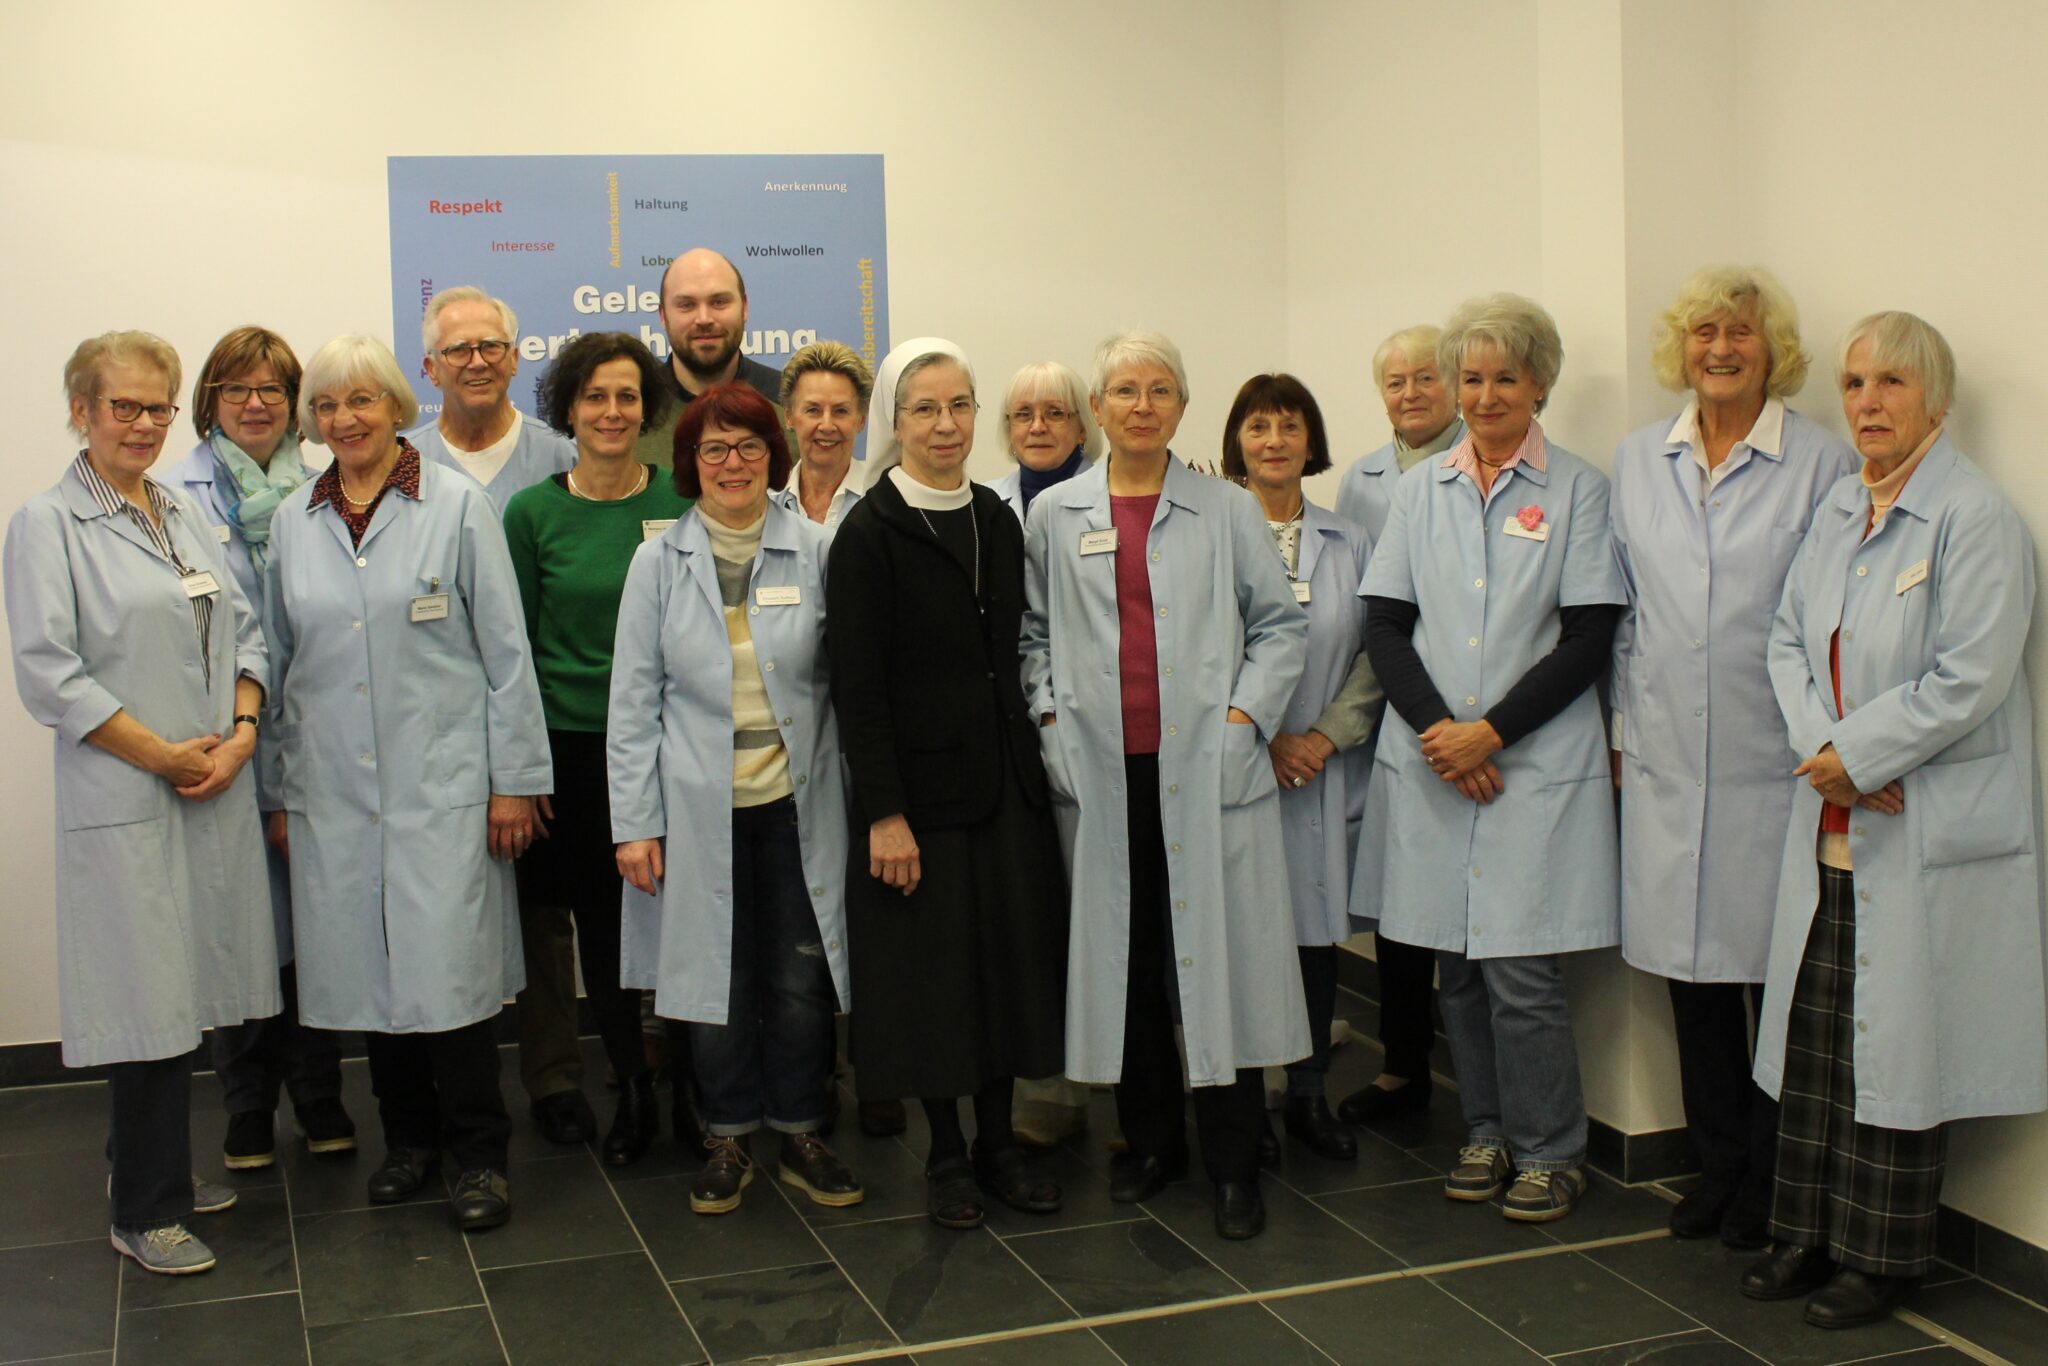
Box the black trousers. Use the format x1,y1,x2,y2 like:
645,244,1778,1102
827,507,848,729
209,961,345,1117
1113,754,1263,1185
1667,976,1778,1211
1375,932,1437,1082
1284,945,1338,1095
106,1049,195,1231
362,1018,511,1172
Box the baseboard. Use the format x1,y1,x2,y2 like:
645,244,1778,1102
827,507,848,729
1936,1206,2048,1308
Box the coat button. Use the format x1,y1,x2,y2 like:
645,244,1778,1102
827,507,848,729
351,620,362,630
1174,900,1186,910
1170,843,1181,854
796,774,806,785
750,605,760,615
1474,577,1485,588
1180,957,1193,968
1859,953,1870,966
360,752,373,762
1860,889,1870,902
1856,566,1868,577
1167,784,1178,794
1157,606,1168,617
1472,867,1482,878
829,939,840,950
1856,1019,1868,1032
811,885,824,896
781,717,793,726
1465,696,1477,706
1150,552,1161,562
763,662,774,672
1166,725,1177,736
1468,636,1478,647
1853,826,1865,837
1163,666,1173,676
355,557,367,568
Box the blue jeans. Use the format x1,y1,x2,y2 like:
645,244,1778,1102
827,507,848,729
691,798,838,1136
1434,949,1586,1172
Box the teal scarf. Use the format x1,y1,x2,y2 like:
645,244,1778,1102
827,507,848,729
210,430,309,567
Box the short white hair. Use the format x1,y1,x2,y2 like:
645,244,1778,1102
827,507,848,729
1838,311,1956,419
298,334,421,441
1000,361,1103,463
1090,329,1188,402
420,285,519,355
1438,293,1564,412
1372,325,1443,389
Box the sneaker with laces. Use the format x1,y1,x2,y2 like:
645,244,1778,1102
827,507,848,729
691,1134,754,1215
1444,1144,1514,1201
778,1131,864,1208
222,1111,275,1170
191,1176,238,1214
1503,1166,1586,1222
111,1222,216,1275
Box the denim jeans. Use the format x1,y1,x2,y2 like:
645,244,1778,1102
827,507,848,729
106,1049,195,1232
692,797,838,1135
1435,949,1586,1172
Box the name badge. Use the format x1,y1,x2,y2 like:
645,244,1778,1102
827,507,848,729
642,518,677,541
410,593,450,623
180,570,221,599
1079,528,1118,556
756,585,802,607
1291,581,1313,604
213,524,232,543
1503,519,1549,542
1896,559,1929,595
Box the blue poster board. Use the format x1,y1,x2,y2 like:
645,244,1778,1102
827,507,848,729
387,155,888,416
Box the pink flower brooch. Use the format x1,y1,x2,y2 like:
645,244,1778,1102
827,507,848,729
1515,504,1544,531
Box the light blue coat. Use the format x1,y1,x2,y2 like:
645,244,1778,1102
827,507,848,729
1351,436,1626,957
1274,500,1373,945
1610,402,1855,982
608,503,851,1022
406,414,575,516
263,459,552,1033
771,474,861,532
1022,458,1311,1086
1756,435,2047,1128
1334,421,1466,541
5,469,277,1065
987,471,1026,525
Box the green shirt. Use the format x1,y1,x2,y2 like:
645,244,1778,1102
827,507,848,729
502,468,692,731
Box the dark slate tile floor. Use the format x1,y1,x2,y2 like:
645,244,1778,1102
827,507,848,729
2,995,2043,1365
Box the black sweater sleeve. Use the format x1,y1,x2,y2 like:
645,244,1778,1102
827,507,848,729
1363,596,1453,734
1482,603,1622,748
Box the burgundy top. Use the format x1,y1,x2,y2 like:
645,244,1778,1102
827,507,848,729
1111,494,1162,754
1822,631,1851,836
309,440,423,547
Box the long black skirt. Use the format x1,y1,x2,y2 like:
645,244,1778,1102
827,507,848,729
845,766,1068,1100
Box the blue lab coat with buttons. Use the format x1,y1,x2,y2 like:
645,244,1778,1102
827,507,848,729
1334,421,1466,541
407,415,575,516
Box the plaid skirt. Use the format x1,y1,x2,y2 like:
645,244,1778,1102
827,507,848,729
1770,865,1947,1275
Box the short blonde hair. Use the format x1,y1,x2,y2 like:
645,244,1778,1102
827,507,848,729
63,331,181,438
1838,311,1957,419
1373,325,1443,389
1438,294,1563,412
1650,264,1810,398
1000,362,1103,463
780,340,875,409
298,335,421,442
1090,329,1188,402
420,285,518,355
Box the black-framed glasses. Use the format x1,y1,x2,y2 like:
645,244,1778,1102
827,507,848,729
99,397,180,426
212,382,290,407
436,339,512,366
696,437,770,464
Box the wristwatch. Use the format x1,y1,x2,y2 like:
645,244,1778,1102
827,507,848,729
233,713,261,732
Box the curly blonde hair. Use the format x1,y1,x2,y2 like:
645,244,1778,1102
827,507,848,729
1650,265,1809,398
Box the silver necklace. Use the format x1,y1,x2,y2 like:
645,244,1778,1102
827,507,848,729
567,463,648,501
913,501,982,611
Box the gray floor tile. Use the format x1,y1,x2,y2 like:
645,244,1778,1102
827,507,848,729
1142,1176,1400,1291
978,1144,1125,1238
0,1148,114,1251
116,1292,306,1365
1264,1123,1444,1197
668,1260,894,1362
0,1084,109,1158
819,1220,1073,1341
481,1250,699,1366
623,1168,828,1282
294,1203,482,1328
0,1238,117,1362
1265,1276,1543,1364
1093,1302,1331,1364
1548,1327,1757,1363
1001,1218,1237,1315
119,1182,297,1310
1430,1251,1696,1356
3,1354,114,1365
912,1326,1122,1362
306,1305,505,1365
1530,1172,1681,1245
1312,1177,1554,1267
1905,1277,2048,1363
463,1153,639,1270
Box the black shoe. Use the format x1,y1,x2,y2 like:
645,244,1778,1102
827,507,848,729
926,1156,985,1229
1285,1095,1358,1161
294,1097,357,1155
451,1168,510,1230
602,1074,658,1167
1805,1268,1909,1328
1740,1242,1836,1301
223,1111,275,1170
1721,1208,1772,1250
1670,1177,1739,1239
1256,1119,1282,1170
779,1132,864,1208
691,1134,753,1215
973,1143,1061,1214
367,1146,439,1204
1109,1151,1188,1204
1336,1077,1432,1125
858,1099,907,1137
531,1090,596,1145
1214,1181,1266,1240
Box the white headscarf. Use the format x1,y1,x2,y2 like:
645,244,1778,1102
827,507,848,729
854,336,973,494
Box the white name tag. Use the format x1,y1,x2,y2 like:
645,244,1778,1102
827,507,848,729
1896,559,1929,595
181,570,221,599
1291,581,1313,604
410,593,450,623
1079,528,1118,556
214,524,232,543
1503,520,1550,542
756,585,802,607
642,518,677,541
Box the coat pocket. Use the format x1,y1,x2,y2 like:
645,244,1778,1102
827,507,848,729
1916,748,2032,869
429,712,491,808
58,743,163,830
1220,720,1274,809
1038,723,1078,806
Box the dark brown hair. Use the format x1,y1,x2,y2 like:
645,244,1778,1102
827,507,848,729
537,331,671,437
1220,373,1331,479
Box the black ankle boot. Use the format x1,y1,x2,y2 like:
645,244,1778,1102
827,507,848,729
603,1073,658,1166
1284,1095,1358,1161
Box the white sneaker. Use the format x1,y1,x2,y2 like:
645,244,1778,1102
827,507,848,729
110,1223,216,1275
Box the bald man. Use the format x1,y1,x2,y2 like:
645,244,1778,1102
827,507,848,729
634,247,784,468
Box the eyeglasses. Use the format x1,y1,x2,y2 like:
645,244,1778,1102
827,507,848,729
1006,405,1074,427
1103,382,1181,408
435,339,512,366
900,398,978,425
311,391,389,420
99,397,180,426
212,382,290,407
696,437,770,464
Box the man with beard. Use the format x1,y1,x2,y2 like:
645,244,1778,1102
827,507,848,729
634,248,783,468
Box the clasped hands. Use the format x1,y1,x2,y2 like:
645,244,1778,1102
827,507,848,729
1793,745,1905,815
1417,718,1506,805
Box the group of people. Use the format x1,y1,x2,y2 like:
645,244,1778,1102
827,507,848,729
9,248,2043,1337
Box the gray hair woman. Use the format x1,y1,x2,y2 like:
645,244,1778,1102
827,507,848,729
988,361,1102,526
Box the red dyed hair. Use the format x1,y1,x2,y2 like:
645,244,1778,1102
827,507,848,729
671,383,793,498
